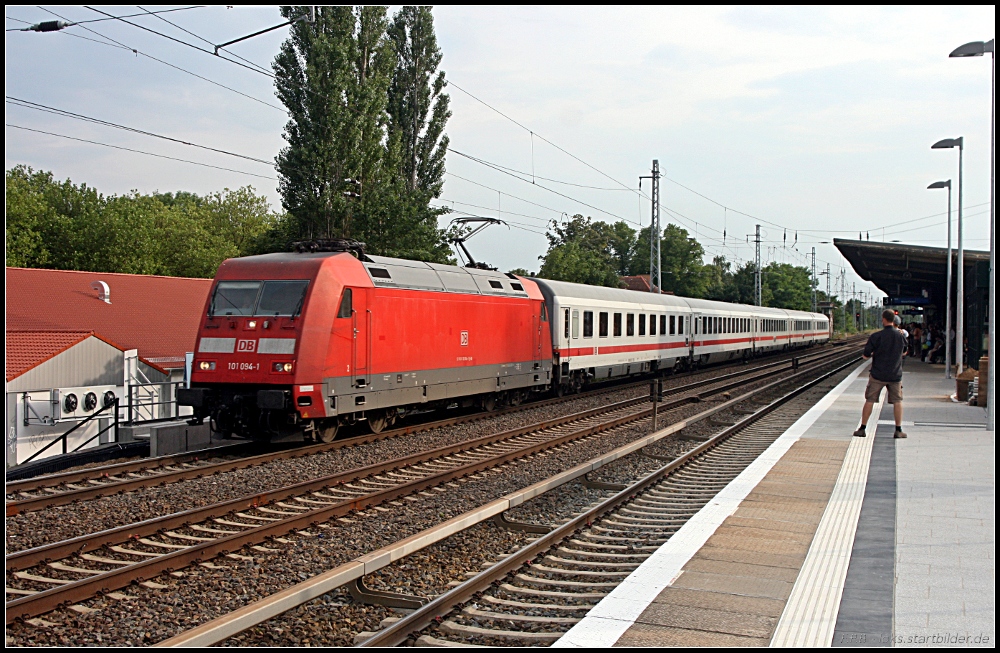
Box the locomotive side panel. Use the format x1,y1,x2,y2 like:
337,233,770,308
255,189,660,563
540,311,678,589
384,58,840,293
323,288,551,414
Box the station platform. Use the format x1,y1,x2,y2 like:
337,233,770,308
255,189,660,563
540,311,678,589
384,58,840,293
556,360,994,648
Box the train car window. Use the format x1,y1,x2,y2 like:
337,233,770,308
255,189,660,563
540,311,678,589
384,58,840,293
368,267,391,279
257,280,310,316
510,282,523,291
626,313,635,337
564,309,571,339
613,313,622,337
679,316,685,335
572,310,580,339
649,314,656,336
660,315,666,335
584,311,594,338
599,312,609,337
337,288,352,318
210,280,260,316
638,314,646,336
489,280,503,289
668,315,675,335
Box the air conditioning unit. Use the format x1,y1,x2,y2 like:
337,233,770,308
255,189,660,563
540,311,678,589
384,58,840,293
52,385,120,422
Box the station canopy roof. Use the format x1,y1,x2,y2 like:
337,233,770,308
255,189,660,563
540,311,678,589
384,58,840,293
834,239,989,308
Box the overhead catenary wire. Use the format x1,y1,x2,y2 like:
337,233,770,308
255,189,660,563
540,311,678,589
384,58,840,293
81,5,271,78
6,96,274,165
135,5,274,76
5,123,276,179
6,11,905,300
5,5,202,31
30,7,286,112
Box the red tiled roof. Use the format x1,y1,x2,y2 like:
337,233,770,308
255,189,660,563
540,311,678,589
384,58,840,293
6,268,212,367
5,330,92,382
620,275,652,292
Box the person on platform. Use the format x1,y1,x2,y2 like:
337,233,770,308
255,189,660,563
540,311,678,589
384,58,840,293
855,309,908,439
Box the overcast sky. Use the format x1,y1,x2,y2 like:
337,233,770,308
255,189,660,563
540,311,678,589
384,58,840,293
5,6,995,300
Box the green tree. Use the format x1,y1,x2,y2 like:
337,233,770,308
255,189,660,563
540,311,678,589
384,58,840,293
5,166,279,278
387,5,450,197
537,215,620,287
762,262,813,310
5,166,55,268
704,255,739,303
272,6,450,262
273,5,368,240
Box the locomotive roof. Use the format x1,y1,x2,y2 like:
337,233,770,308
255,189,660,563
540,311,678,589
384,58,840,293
362,255,532,298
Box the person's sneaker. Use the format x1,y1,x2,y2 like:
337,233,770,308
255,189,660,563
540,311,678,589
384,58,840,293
852,427,867,437
894,427,907,439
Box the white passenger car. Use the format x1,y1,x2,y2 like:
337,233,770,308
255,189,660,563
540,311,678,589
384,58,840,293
531,278,829,392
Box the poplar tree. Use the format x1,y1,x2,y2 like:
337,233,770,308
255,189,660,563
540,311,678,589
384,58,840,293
274,6,353,239
387,6,451,197
272,6,451,263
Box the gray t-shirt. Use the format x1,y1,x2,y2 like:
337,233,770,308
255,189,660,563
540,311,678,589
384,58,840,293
864,326,907,382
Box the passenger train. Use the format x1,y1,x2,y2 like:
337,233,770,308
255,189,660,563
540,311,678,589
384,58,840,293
178,244,829,442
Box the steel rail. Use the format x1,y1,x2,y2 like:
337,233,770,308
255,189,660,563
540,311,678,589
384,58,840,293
4,398,656,622
358,351,863,647
5,349,855,624
7,345,848,570
155,349,863,647
6,345,846,514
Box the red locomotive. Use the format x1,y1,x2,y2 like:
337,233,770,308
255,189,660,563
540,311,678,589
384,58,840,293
179,240,828,442
179,241,553,442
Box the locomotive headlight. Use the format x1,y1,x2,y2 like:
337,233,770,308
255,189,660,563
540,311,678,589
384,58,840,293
199,361,216,371
283,362,294,372
274,362,283,372
247,320,257,329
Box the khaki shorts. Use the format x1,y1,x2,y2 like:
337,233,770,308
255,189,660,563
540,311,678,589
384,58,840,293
865,376,903,404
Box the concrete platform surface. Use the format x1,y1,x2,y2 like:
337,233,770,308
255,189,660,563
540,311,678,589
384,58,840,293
556,360,994,648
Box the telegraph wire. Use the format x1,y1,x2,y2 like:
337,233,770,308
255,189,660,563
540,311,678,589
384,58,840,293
5,123,276,179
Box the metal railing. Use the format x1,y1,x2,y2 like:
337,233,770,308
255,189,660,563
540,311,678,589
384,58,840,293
127,380,184,424
20,399,120,466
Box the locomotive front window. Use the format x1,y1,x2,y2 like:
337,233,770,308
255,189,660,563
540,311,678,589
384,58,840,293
257,280,310,316
211,281,261,316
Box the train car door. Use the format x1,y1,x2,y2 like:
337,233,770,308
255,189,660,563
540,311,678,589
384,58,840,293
351,288,371,387
690,313,701,358
534,302,547,369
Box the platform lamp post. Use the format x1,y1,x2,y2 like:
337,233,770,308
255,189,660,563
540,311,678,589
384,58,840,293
950,39,994,429
932,137,965,376
928,180,954,379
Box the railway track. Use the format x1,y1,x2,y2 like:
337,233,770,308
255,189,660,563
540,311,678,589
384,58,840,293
140,347,863,647
6,342,856,516
4,346,852,626
353,351,862,647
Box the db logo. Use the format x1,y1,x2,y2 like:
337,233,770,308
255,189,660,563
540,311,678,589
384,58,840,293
237,339,257,353
460,331,469,346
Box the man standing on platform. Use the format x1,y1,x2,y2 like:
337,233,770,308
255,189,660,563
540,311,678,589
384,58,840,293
855,309,908,439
